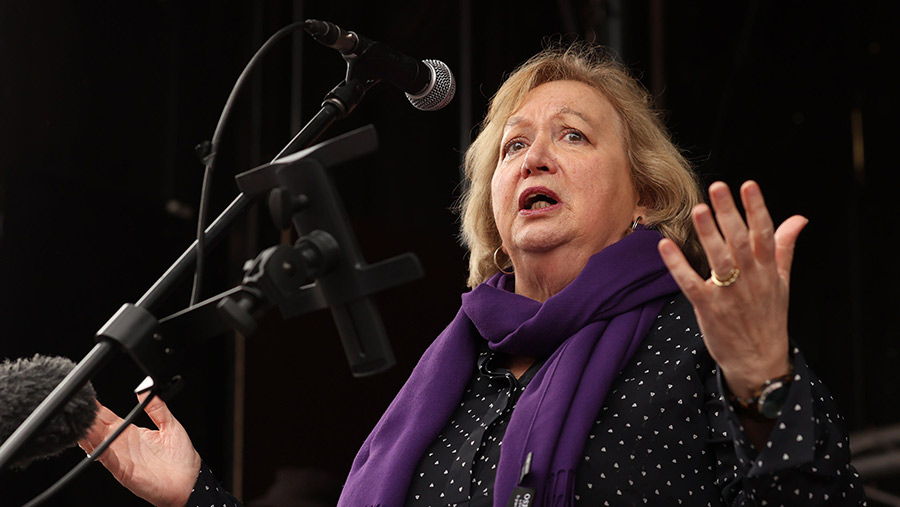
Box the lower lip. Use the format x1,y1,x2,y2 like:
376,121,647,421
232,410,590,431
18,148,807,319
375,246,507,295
518,203,562,216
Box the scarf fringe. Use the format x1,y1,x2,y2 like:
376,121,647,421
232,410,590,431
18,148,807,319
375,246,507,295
543,469,576,507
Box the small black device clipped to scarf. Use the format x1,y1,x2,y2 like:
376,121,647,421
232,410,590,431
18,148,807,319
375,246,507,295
506,451,536,507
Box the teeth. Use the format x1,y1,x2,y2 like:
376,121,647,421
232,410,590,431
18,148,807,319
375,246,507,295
530,201,552,210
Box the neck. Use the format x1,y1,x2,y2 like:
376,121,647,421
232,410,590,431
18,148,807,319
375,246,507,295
510,247,592,302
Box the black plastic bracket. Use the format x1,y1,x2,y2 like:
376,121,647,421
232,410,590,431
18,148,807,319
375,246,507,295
95,304,181,399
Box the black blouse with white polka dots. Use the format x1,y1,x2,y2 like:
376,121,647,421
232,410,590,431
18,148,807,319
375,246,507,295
403,344,540,506
188,294,865,506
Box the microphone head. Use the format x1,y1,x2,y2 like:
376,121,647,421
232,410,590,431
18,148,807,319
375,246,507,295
0,355,98,469
406,59,456,111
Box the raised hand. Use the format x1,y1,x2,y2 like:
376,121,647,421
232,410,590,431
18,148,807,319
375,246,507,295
658,180,808,398
78,394,201,507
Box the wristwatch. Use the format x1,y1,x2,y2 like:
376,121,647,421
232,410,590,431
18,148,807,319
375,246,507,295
726,371,794,421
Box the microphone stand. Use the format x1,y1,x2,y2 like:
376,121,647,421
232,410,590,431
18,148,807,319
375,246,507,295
0,75,420,474
160,124,422,375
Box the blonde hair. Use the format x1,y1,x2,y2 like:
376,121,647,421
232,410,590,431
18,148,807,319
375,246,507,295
458,43,706,288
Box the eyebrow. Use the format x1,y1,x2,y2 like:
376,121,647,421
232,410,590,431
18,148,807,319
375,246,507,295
557,106,592,123
505,106,593,128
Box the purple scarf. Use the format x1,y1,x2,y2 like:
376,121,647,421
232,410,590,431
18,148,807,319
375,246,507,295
338,229,679,506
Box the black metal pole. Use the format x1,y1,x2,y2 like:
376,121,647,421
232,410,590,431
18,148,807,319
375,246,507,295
137,192,254,310
0,73,376,472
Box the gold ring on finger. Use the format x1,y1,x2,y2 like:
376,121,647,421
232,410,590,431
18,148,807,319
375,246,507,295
711,267,740,287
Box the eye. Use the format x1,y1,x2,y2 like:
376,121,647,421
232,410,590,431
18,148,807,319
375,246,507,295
503,139,527,156
563,130,586,143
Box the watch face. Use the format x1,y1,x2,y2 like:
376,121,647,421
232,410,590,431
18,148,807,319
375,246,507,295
759,381,791,419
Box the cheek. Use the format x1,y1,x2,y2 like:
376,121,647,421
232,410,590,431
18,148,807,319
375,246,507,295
587,156,636,209
489,172,505,228
581,178,636,223
490,168,512,209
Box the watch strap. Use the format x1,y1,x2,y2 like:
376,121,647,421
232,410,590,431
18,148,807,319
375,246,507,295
726,370,794,421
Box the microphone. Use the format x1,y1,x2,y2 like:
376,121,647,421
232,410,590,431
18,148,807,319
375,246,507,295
0,355,98,469
303,19,456,111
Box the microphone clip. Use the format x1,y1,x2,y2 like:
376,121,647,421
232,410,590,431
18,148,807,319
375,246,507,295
95,303,186,401
158,126,423,377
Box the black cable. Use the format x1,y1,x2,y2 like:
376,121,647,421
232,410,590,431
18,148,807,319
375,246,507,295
191,21,308,305
21,390,159,507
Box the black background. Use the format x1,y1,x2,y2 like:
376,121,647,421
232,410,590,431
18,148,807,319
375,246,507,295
1,1,898,505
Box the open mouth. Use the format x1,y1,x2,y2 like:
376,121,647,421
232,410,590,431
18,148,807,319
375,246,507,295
519,187,560,211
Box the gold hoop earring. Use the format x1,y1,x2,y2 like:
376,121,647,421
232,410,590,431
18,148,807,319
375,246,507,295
631,216,642,231
493,246,514,274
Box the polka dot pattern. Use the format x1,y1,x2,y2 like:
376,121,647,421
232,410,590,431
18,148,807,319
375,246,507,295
187,462,240,507
405,348,534,505
574,295,865,505
188,294,866,506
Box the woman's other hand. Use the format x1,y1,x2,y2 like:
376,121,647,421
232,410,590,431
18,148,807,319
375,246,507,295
78,394,201,507
658,180,807,399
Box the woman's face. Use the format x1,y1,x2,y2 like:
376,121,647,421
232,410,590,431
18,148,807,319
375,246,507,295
491,80,644,265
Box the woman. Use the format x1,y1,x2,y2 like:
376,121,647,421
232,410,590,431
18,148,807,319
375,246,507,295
80,44,863,506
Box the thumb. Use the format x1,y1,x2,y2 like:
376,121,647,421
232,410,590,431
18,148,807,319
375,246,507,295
773,214,809,283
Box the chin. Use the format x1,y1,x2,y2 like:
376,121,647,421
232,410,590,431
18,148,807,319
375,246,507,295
511,230,570,255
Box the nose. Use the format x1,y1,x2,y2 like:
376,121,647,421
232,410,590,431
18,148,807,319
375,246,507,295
520,135,557,178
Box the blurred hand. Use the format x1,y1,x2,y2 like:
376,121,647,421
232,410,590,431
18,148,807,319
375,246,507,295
78,394,200,507
658,180,807,398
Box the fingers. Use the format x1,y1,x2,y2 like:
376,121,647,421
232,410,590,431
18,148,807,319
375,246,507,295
137,392,177,432
658,238,706,304
79,394,180,452
676,181,800,290
692,203,734,279
703,181,793,278
78,401,124,456
740,181,776,266
707,182,754,271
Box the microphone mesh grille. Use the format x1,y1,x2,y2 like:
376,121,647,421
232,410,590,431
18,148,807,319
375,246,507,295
407,59,456,111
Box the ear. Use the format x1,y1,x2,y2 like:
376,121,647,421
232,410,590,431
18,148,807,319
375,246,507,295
633,202,650,222
635,188,654,218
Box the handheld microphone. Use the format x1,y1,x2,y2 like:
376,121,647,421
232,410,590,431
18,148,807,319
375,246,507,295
0,355,98,469
304,19,456,111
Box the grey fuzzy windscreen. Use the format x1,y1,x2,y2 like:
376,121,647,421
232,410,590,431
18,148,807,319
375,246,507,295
0,355,98,469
